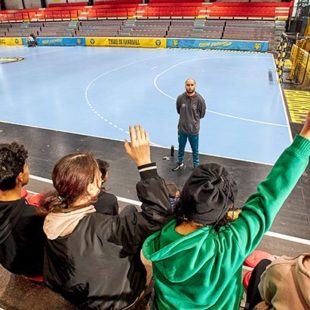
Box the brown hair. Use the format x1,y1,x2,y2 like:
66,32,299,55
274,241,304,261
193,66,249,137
165,181,179,198
40,153,98,213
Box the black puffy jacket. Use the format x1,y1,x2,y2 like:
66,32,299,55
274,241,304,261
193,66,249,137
43,163,172,309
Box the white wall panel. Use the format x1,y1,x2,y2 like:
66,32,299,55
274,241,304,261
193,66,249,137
24,0,41,8
4,0,24,9
46,0,67,5
46,0,87,4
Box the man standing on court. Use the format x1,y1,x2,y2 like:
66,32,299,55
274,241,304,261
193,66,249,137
172,78,206,171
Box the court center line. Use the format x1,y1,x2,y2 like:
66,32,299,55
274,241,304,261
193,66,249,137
29,174,310,246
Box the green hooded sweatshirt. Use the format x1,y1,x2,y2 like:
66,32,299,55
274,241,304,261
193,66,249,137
142,135,310,310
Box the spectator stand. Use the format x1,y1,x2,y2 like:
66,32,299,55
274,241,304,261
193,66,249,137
275,32,290,82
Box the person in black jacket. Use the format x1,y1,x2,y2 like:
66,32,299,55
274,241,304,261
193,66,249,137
27,33,37,47
41,125,173,309
0,142,45,278
93,159,119,215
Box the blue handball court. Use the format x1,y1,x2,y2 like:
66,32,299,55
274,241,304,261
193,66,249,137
0,46,291,165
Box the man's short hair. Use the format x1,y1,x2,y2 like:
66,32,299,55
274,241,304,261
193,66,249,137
185,78,196,85
0,142,28,191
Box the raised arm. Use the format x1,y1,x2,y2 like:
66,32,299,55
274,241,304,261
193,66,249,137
300,110,310,139
108,126,172,254
230,111,310,259
125,125,171,219
124,125,151,167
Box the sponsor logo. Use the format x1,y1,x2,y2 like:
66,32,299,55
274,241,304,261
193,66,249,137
155,40,161,46
254,43,262,50
198,41,232,48
0,57,24,64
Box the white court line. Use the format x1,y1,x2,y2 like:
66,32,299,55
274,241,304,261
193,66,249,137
28,187,140,206
30,174,310,246
207,110,288,127
271,54,293,141
200,149,273,166
31,175,53,184
153,56,289,128
0,119,128,144
0,119,158,148
265,231,310,245
0,119,273,165
84,54,171,148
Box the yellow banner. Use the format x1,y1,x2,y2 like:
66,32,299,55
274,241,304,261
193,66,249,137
0,37,23,46
305,17,310,37
298,48,309,69
307,57,310,73
290,44,298,63
284,90,310,124
86,37,166,48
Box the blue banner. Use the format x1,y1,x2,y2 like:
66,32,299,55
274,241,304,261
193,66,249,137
167,38,268,52
35,37,86,46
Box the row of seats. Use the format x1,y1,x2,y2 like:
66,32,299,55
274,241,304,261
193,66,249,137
0,18,276,42
0,2,291,22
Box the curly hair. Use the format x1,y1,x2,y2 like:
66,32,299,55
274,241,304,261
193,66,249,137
0,142,28,191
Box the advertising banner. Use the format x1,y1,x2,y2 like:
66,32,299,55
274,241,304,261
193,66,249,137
0,37,23,46
86,37,166,48
36,37,85,46
167,38,268,52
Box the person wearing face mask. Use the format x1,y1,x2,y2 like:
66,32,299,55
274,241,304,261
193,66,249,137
40,125,173,310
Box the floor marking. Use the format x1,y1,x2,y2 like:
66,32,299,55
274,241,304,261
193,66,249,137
0,119,274,166
84,54,166,147
284,89,310,124
271,54,293,141
154,56,289,127
29,174,310,246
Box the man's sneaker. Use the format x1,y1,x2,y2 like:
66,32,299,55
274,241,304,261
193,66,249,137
172,163,185,171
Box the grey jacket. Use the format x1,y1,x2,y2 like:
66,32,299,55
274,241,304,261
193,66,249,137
176,92,206,134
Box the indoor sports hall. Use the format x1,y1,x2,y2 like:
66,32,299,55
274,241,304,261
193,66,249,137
0,0,309,308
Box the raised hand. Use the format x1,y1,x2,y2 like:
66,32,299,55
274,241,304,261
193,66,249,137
300,110,310,140
124,125,151,166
